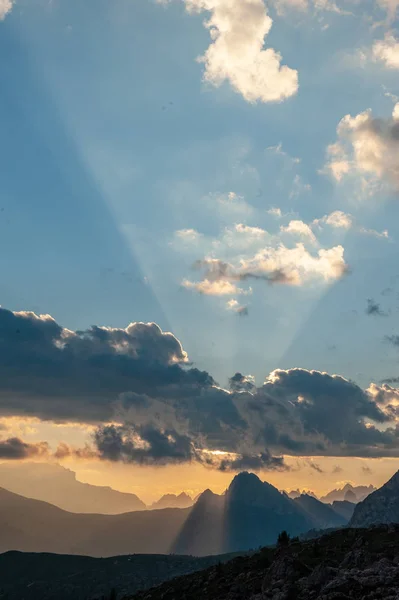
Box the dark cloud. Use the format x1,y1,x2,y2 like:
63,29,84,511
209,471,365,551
94,424,197,466
217,451,286,472
362,465,373,474
1,308,399,468
0,437,49,459
366,299,388,317
236,306,249,317
193,259,298,286
229,373,255,393
0,308,214,423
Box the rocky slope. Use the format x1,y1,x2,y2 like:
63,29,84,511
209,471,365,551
128,525,399,600
350,470,399,528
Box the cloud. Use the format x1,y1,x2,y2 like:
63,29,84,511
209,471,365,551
332,465,343,473
226,299,249,316
314,210,353,230
182,0,298,102
0,437,49,460
362,464,373,474
228,372,256,392
366,298,388,316
280,219,317,244
325,104,399,191
0,307,214,423
3,306,399,467
373,35,399,69
175,229,203,243
0,0,12,20
182,239,348,297
267,207,283,218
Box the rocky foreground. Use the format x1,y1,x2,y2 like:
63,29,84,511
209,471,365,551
127,525,399,600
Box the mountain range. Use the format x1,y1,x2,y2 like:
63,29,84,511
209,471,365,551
319,483,376,504
0,471,355,557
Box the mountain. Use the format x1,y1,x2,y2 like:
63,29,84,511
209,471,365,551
172,472,318,555
0,462,146,514
320,483,375,504
330,500,356,521
350,470,399,527
151,492,193,510
128,525,399,600
286,489,317,500
0,550,240,600
293,494,347,529
0,486,188,557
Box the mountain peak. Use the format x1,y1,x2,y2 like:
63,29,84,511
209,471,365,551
350,469,399,528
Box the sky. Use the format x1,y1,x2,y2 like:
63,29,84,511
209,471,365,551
2,0,399,501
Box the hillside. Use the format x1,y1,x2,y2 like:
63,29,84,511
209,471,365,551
0,550,240,600
293,494,347,529
128,525,399,600
0,487,188,557
0,462,146,514
350,470,399,528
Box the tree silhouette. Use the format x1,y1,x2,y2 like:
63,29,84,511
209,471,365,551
277,530,290,547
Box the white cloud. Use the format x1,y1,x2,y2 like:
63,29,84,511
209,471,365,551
226,299,249,315
239,243,347,284
183,0,298,103
315,210,353,229
175,229,203,242
373,35,399,69
281,219,317,244
182,278,243,295
0,0,12,20
267,207,283,218
325,106,399,191
359,226,390,239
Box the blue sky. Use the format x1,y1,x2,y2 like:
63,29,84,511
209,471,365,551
1,0,398,388
2,0,399,495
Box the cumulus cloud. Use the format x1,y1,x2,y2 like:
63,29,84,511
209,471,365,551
0,0,12,20
280,219,317,244
0,437,49,460
0,307,214,423
314,210,353,230
373,35,399,69
325,104,399,191
3,306,399,468
182,241,348,296
181,0,298,103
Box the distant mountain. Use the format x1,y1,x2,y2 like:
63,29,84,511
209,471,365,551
0,462,146,514
320,483,376,504
0,487,188,557
350,470,399,527
173,472,318,555
286,489,317,500
0,471,359,558
293,494,347,529
330,500,356,521
151,492,193,510
0,550,239,600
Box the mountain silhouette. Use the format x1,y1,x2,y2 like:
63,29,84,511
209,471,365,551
0,462,146,514
173,472,322,555
151,492,193,510
320,483,375,504
293,494,347,529
350,470,399,527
